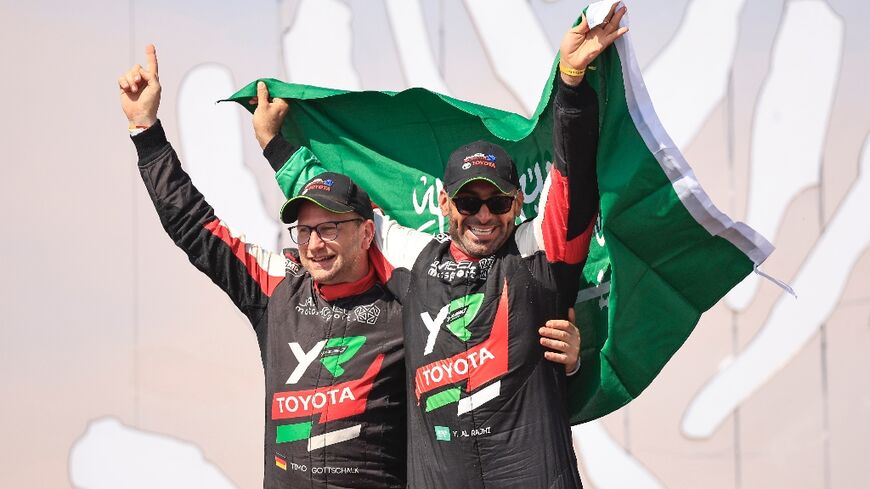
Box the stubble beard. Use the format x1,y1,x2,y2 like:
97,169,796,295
448,218,513,258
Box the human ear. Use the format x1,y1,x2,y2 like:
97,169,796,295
513,192,524,217
361,219,375,250
438,190,451,217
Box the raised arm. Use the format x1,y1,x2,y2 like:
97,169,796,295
120,46,286,325
247,81,329,198
516,5,628,266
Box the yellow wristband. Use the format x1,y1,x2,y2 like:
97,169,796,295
559,61,585,78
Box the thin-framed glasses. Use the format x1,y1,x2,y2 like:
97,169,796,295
288,218,363,245
451,195,515,216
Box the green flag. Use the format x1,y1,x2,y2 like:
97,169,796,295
227,11,772,424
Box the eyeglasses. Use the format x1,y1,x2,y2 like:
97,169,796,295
451,195,516,216
288,218,363,245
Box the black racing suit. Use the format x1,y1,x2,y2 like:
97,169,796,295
132,122,405,488
269,78,599,488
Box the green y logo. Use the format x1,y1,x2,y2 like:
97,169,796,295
319,336,366,377
420,293,484,354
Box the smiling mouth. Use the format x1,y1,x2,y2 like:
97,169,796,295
468,225,496,238
308,255,336,265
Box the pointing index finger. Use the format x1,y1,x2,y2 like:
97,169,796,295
145,44,158,76
257,80,270,106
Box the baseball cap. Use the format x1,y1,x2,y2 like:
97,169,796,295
443,140,520,197
280,172,374,224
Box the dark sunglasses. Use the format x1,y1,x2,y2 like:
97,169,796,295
451,195,515,216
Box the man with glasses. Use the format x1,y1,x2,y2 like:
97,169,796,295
256,6,628,487
119,44,407,488
119,43,581,489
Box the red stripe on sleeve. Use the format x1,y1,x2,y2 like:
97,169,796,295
203,219,284,297
540,167,596,265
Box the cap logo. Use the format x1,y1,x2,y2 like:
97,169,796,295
302,178,333,195
462,152,497,170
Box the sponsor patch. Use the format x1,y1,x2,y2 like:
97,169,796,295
434,425,452,441
433,233,451,243
286,260,303,277
462,152,497,169
320,306,350,321
444,305,468,325
295,297,318,315
415,279,510,408
427,256,494,283
352,304,381,324
302,178,333,194
295,298,380,324
273,354,386,423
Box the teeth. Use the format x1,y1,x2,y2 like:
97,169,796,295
310,255,334,263
469,226,494,236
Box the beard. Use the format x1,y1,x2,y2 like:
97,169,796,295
447,217,513,258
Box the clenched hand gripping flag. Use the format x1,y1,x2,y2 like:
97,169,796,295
227,2,773,424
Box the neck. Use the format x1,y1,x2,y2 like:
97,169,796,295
449,242,481,262
314,261,376,301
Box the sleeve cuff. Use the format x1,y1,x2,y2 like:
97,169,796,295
566,356,581,376
131,120,169,163
263,135,298,172
555,76,595,109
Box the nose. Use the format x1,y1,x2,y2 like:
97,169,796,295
474,201,495,223
307,230,327,250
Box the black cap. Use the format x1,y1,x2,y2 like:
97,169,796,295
280,172,374,224
443,140,519,197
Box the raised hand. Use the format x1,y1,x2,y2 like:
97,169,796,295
559,3,629,86
118,44,161,128
250,81,290,150
540,307,582,373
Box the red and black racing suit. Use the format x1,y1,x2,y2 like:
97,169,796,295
132,122,405,489
268,77,599,488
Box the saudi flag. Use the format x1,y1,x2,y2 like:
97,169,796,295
227,1,773,424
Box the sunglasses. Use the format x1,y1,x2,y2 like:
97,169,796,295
451,195,516,216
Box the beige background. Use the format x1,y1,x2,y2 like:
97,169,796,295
1,0,868,487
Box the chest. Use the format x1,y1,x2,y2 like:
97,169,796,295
263,280,402,391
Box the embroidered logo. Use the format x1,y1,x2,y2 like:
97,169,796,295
283,250,304,277
462,152,497,169
427,256,494,282
295,297,318,315
297,298,380,324
302,178,333,194
433,233,451,243
414,279,510,418
320,306,349,320
352,304,381,324
434,426,452,441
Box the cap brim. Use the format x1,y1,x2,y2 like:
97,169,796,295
280,195,355,224
447,176,517,197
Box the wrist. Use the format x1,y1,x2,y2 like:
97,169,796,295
566,355,581,376
257,131,277,150
559,60,585,86
128,116,157,130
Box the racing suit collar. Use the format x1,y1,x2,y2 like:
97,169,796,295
314,261,377,301
449,242,481,263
